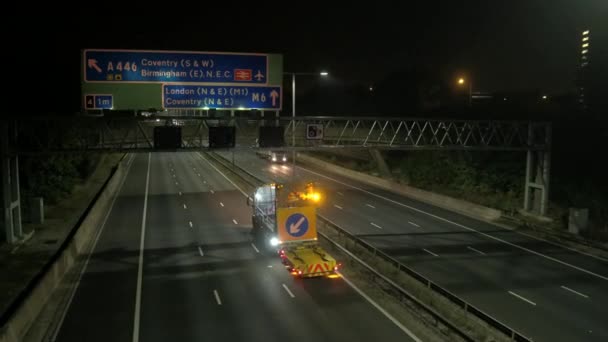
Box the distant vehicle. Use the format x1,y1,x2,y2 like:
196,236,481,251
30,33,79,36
257,150,287,163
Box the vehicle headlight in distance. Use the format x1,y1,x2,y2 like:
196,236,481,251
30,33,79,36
282,156,287,162
272,156,277,162
270,237,280,246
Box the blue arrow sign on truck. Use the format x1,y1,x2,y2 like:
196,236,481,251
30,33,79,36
84,49,268,84
162,85,281,110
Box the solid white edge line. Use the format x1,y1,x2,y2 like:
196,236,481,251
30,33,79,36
408,221,420,227
51,153,135,341
214,290,222,305
423,248,439,257
220,202,224,207
183,204,187,209
282,284,295,298
298,166,608,281
334,204,343,210
132,152,151,342
561,285,589,298
467,246,486,255
189,221,193,228
198,246,204,256
338,272,423,342
366,204,376,209
370,222,382,229
508,291,536,306
251,243,260,253
233,219,238,225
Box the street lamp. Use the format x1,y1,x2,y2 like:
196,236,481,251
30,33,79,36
283,71,329,182
457,77,472,107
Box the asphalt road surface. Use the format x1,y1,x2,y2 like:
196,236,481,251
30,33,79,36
217,150,608,342
53,152,418,342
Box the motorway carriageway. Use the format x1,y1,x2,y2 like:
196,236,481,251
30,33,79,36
217,150,608,342
52,152,419,342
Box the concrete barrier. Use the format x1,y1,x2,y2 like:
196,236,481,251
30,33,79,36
297,153,501,221
0,155,130,342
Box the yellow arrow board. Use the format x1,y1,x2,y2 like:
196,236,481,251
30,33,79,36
277,206,317,242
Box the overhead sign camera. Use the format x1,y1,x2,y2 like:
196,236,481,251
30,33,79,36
306,124,323,140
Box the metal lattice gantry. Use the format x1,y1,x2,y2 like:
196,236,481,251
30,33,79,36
285,116,550,151
1,114,552,242
6,115,550,153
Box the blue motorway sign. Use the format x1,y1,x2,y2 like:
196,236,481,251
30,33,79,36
84,94,113,109
285,213,309,238
84,49,268,84
163,85,281,110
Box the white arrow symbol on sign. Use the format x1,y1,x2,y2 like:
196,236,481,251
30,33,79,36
270,90,279,106
289,216,306,234
87,59,102,73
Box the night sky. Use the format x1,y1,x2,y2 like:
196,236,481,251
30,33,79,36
10,0,607,112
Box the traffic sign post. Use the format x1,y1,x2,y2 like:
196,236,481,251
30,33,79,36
277,206,317,242
81,49,283,111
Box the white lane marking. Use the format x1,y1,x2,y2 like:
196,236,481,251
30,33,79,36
133,153,151,342
467,246,486,255
370,222,382,229
220,202,224,207
423,248,439,257
172,174,176,178
183,204,187,209
189,221,193,228
214,290,222,305
198,246,204,256
210,189,215,194
299,166,608,281
233,219,238,225
204,180,207,184
193,167,196,170
337,191,344,196
334,204,343,210
197,153,247,197
366,203,376,209
175,182,179,186
408,221,420,227
282,284,295,298
251,243,260,253
178,191,182,196
339,272,423,342
561,285,589,298
508,291,536,306
267,265,273,268
198,173,201,177
52,154,135,341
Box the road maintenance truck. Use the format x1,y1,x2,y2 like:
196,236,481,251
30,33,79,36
248,182,341,278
